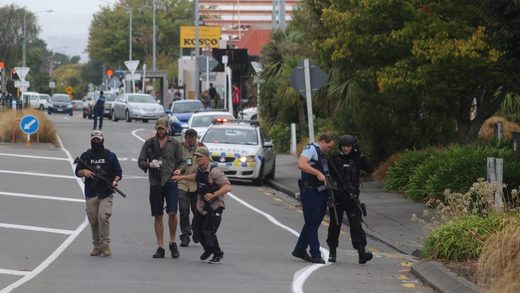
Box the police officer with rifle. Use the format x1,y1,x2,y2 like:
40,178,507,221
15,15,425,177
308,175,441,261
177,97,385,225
326,134,374,264
75,130,123,257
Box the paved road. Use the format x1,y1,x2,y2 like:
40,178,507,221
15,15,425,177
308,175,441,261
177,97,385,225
0,113,434,292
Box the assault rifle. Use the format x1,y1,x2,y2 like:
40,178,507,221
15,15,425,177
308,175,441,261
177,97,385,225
327,159,367,217
322,158,340,226
74,156,127,198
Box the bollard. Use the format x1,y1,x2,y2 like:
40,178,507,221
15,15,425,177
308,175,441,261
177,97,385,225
290,123,297,155
494,122,503,142
513,131,520,153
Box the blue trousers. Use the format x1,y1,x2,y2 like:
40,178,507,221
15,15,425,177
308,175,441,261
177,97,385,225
93,114,103,130
294,188,327,257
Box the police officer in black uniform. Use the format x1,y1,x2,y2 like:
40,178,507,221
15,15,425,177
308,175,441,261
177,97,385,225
75,130,122,257
292,134,335,264
326,134,374,264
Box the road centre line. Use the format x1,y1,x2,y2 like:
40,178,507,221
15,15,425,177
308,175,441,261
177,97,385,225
0,191,84,203
0,223,74,235
0,170,76,179
0,153,69,161
226,192,331,293
1,135,89,293
0,269,29,277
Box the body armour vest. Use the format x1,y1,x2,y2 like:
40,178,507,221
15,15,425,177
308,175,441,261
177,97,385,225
301,144,326,187
85,149,114,195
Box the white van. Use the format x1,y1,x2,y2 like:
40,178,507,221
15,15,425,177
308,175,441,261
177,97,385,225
22,92,50,110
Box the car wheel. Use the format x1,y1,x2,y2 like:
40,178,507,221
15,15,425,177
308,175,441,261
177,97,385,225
125,110,132,122
112,111,118,122
142,119,148,123
251,114,257,120
69,111,73,116
48,109,52,115
252,162,265,186
266,157,276,180
88,114,92,119
83,112,87,118
39,104,44,111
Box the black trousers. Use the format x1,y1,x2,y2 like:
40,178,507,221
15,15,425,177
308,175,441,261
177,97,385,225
178,189,197,242
193,207,224,256
326,197,367,251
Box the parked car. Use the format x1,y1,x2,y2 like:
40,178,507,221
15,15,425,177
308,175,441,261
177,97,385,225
179,111,234,141
22,92,50,110
112,93,164,122
201,120,276,185
47,94,73,116
71,100,86,111
166,100,205,135
239,107,258,120
82,95,95,118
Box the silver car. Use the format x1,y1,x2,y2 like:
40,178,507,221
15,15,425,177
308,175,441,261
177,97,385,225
112,93,164,123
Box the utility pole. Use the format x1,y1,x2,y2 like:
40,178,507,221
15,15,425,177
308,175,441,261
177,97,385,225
194,0,200,99
152,0,156,72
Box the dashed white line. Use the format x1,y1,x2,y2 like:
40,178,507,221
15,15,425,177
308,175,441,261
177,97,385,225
0,170,76,179
0,153,69,161
0,223,74,235
0,191,84,203
0,269,29,277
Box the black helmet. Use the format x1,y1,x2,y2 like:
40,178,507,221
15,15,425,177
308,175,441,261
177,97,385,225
338,135,356,148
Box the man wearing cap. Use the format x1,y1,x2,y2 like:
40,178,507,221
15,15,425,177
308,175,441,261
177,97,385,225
75,130,122,257
138,117,185,259
92,91,106,130
177,129,205,247
173,146,231,264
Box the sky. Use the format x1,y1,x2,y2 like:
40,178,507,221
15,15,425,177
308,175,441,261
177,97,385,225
4,0,117,62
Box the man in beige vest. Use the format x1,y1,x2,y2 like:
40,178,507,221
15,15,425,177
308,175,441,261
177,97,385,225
178,129,204,247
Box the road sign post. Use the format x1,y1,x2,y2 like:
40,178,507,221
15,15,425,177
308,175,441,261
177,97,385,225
15,67,30,108
125,60,140,93
20,114,39,145
289,59,329,143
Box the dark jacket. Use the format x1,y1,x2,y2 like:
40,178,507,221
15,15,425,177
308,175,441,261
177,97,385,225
137,136,186,186
329,150,373,197
75,149,122,199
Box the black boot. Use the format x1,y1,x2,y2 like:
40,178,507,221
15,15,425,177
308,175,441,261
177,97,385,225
328,248,336,263
358,247,373,264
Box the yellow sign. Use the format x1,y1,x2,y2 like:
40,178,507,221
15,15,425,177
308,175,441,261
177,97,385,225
65,86,73,95
180,26,221,48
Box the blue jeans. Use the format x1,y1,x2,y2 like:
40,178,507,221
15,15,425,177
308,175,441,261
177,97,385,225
294,188,327,257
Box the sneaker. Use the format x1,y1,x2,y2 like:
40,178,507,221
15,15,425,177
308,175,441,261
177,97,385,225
102,245,111,257
208,255,223,264
90,247,102,256
180,239,190,247
153,247,165,258
169,242,180,259
192,234,200,244
200,251,212,261
311,255,326,264
292,249,312,262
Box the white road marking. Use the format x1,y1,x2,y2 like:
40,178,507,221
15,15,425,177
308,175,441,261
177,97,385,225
1,135,89,293
0,223,74,235
0,153,69,161
0,170,76,179
226,192,331,293
0,191,84,203
132,128,147,142
0,269,29,276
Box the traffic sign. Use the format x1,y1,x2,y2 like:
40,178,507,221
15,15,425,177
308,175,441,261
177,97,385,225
14,80,30,88
20,115,40,135
289,60,328,99
124,60,140,73
125,73,141,81
49,81,56,88
65,86,73,95
106,69,113,77
14,67,30,80
197,56,219,72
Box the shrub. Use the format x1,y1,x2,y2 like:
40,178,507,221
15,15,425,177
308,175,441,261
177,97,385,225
383,148,435,192
0,109,57,145
422,213,520,261
477,222,520,293
268,124,290,154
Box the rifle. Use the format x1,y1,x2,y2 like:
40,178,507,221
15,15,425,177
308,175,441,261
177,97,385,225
327,158,367,217
74,156,127,198
322,158,340,226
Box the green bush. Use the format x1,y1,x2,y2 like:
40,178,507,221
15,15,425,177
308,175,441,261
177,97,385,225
423,213,520,261
384,148,435,192
385,144,520,200
268,124,290,154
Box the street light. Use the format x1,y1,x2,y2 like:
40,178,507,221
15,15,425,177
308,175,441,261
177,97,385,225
23,9,53,67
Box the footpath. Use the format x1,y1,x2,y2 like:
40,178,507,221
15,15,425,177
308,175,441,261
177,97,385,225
267,154,481,293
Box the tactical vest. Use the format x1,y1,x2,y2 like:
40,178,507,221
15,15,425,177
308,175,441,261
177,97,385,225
85,149,114,189
196,165,219,196
301,143,326,187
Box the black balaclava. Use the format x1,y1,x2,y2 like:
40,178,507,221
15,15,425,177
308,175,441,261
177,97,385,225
91,140,105,152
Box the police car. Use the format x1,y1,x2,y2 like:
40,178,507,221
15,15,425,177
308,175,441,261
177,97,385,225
200,120,276,185
180,111,235,142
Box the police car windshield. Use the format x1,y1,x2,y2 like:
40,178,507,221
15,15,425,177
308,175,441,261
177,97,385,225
202,128,258,145
192,114,233,127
